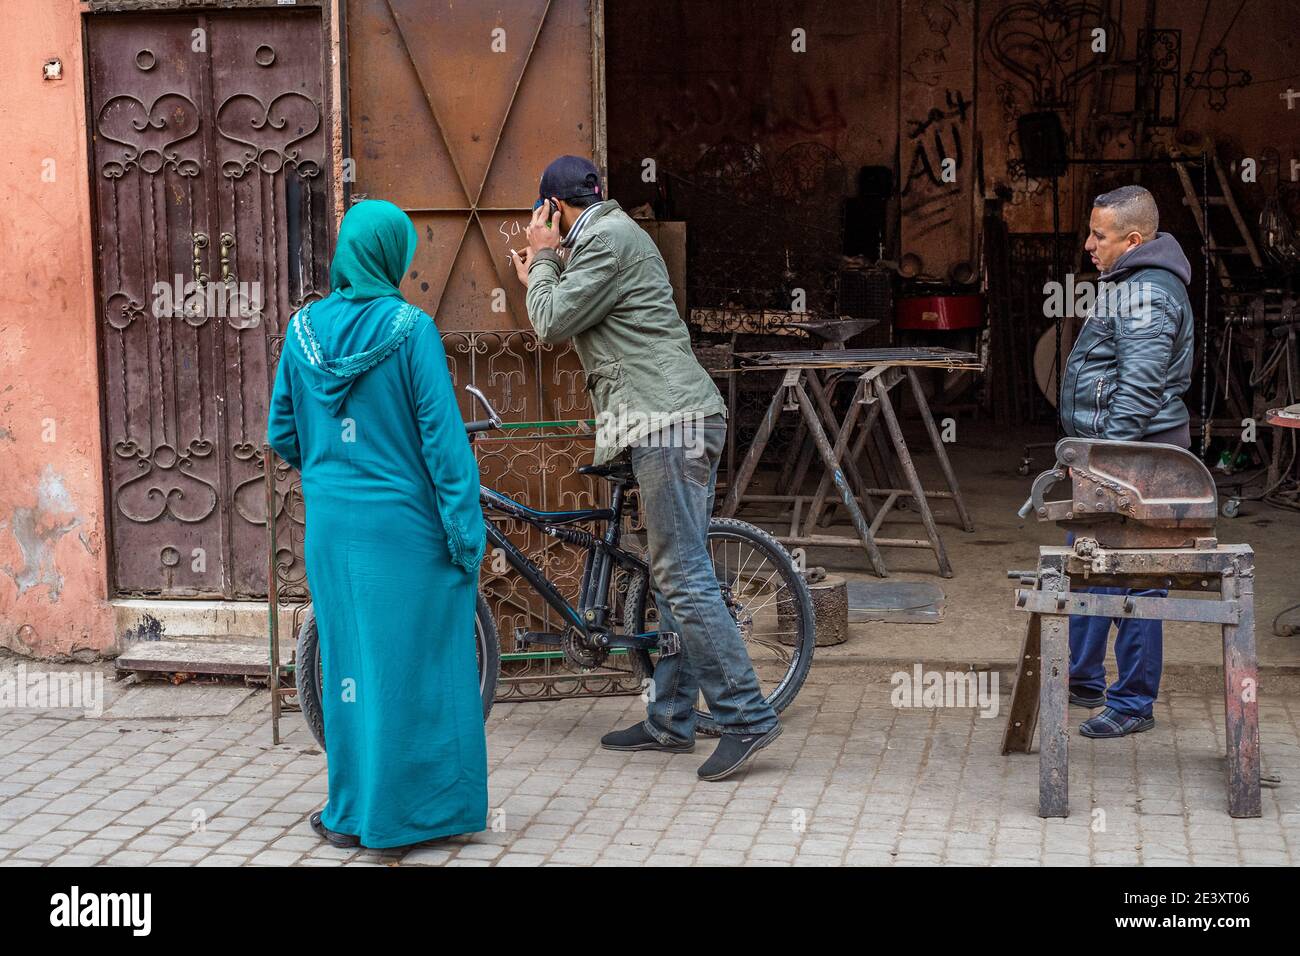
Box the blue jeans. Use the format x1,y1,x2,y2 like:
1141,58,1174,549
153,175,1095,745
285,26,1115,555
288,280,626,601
628,414,780,742
1068,585,1164,718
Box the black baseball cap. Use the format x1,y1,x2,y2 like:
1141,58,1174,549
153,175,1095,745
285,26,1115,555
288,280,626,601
535,155,602,209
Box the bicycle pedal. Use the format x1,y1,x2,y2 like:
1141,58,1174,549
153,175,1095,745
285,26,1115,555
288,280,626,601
657,631,681,656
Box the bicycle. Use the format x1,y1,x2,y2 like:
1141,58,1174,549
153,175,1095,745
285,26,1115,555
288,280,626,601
297,385,816,749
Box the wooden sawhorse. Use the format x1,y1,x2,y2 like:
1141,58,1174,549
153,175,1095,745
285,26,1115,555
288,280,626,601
1001,542,1262,819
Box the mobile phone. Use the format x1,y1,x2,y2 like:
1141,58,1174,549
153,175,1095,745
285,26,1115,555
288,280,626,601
546,199,558,227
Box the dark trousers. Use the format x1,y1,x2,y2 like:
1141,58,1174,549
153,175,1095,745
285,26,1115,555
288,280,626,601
1065,419,1189,718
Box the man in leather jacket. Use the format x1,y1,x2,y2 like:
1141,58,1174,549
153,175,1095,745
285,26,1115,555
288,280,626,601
1059,185,1194,738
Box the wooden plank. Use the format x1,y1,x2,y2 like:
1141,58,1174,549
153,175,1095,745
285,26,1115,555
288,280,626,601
1015,589,1241,624
898,0,977,280
637,221,686,318
802,372,870,535
1001,612,1041,755
1040,543,1254,576
718,369,789,517
1039,611,1070,817
1221,573,1263,818
875,375,953,577
793,383,888,576
906,367,974,532
1211,149,1262,269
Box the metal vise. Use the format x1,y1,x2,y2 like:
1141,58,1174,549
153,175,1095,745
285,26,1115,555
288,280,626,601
1018,438,1218,548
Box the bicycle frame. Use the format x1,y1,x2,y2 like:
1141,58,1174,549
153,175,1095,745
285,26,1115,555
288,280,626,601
479,482,678,656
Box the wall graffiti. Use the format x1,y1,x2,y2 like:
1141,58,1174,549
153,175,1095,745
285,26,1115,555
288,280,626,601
901,88,970,240
903,0,962,83
982,1,1117,109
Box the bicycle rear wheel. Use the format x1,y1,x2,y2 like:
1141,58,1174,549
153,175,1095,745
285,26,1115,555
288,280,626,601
625,517,816,735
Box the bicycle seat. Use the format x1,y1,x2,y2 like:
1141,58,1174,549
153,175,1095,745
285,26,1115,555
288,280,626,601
577,460,635,482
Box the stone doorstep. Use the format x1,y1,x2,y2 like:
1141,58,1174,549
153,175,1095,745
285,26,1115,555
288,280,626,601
112,599,301,678
112,599,296,645
115,639,293,679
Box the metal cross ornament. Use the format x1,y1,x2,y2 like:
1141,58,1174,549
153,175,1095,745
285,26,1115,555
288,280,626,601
1184,46,1251,112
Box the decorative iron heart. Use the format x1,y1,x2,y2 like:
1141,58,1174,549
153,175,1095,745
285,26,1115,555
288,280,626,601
216,91,321,176
97,93,201,176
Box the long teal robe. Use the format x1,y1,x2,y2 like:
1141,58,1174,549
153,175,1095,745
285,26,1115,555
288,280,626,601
267,201,487,849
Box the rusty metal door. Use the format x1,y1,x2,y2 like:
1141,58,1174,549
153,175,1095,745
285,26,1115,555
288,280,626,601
347,0,603,338
86,9,331,598
344,0,610,654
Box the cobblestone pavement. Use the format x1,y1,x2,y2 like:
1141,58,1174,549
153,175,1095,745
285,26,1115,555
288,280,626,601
1,679,1297,866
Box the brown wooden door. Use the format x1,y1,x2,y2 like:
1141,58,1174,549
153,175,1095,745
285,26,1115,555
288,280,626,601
86,9,331,598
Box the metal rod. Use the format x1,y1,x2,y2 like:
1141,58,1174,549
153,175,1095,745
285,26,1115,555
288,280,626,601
793,382,888,576
905,367,975,532
876,375,953,577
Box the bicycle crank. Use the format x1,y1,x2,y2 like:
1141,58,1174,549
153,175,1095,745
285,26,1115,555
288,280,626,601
561,624,608,670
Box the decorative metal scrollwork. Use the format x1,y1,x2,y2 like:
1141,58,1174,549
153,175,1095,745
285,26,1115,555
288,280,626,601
114,440,220,524
216,91,322,177
97,92,201,177
104,292,146,330
1184,46,1251,113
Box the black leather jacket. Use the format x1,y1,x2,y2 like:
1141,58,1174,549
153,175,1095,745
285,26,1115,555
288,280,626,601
1059,233,1194,441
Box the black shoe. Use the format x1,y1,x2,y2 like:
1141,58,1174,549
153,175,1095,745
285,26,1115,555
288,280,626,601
310,810,360,848
1069,687,1106,708
600,722,694,753
1079,706,1155,738
697,725,782,781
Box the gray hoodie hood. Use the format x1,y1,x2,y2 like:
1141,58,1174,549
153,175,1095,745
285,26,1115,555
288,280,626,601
1100,231,1192,286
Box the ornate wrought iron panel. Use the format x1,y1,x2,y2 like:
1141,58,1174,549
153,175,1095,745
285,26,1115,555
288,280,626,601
87,9,330,597
267,332,649,701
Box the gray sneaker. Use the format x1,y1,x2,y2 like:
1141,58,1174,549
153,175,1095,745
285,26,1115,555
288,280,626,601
697,725,782,781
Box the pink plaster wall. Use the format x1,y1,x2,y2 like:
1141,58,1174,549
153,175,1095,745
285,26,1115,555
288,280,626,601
0,2,113,658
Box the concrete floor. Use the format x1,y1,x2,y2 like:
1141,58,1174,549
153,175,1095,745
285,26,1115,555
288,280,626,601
734,422,1300,688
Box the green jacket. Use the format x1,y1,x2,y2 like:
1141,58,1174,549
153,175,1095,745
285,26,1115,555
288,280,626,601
525,200,725,464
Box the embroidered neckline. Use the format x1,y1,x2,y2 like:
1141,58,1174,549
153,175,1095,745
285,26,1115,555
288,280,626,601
291,300,423,378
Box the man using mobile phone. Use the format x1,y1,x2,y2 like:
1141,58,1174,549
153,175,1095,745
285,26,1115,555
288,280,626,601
510,155,781,781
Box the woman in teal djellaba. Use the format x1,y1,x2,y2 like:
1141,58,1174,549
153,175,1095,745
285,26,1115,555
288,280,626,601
267,200,488,849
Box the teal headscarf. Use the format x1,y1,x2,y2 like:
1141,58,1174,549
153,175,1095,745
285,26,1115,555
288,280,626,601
330,199,419,300
288,200,426,416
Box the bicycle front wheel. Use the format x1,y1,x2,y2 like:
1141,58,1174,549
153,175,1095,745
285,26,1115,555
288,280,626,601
626,517,816,735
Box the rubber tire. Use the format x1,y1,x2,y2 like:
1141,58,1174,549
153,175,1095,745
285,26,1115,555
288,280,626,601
295,593,501,752
624,516,816,736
